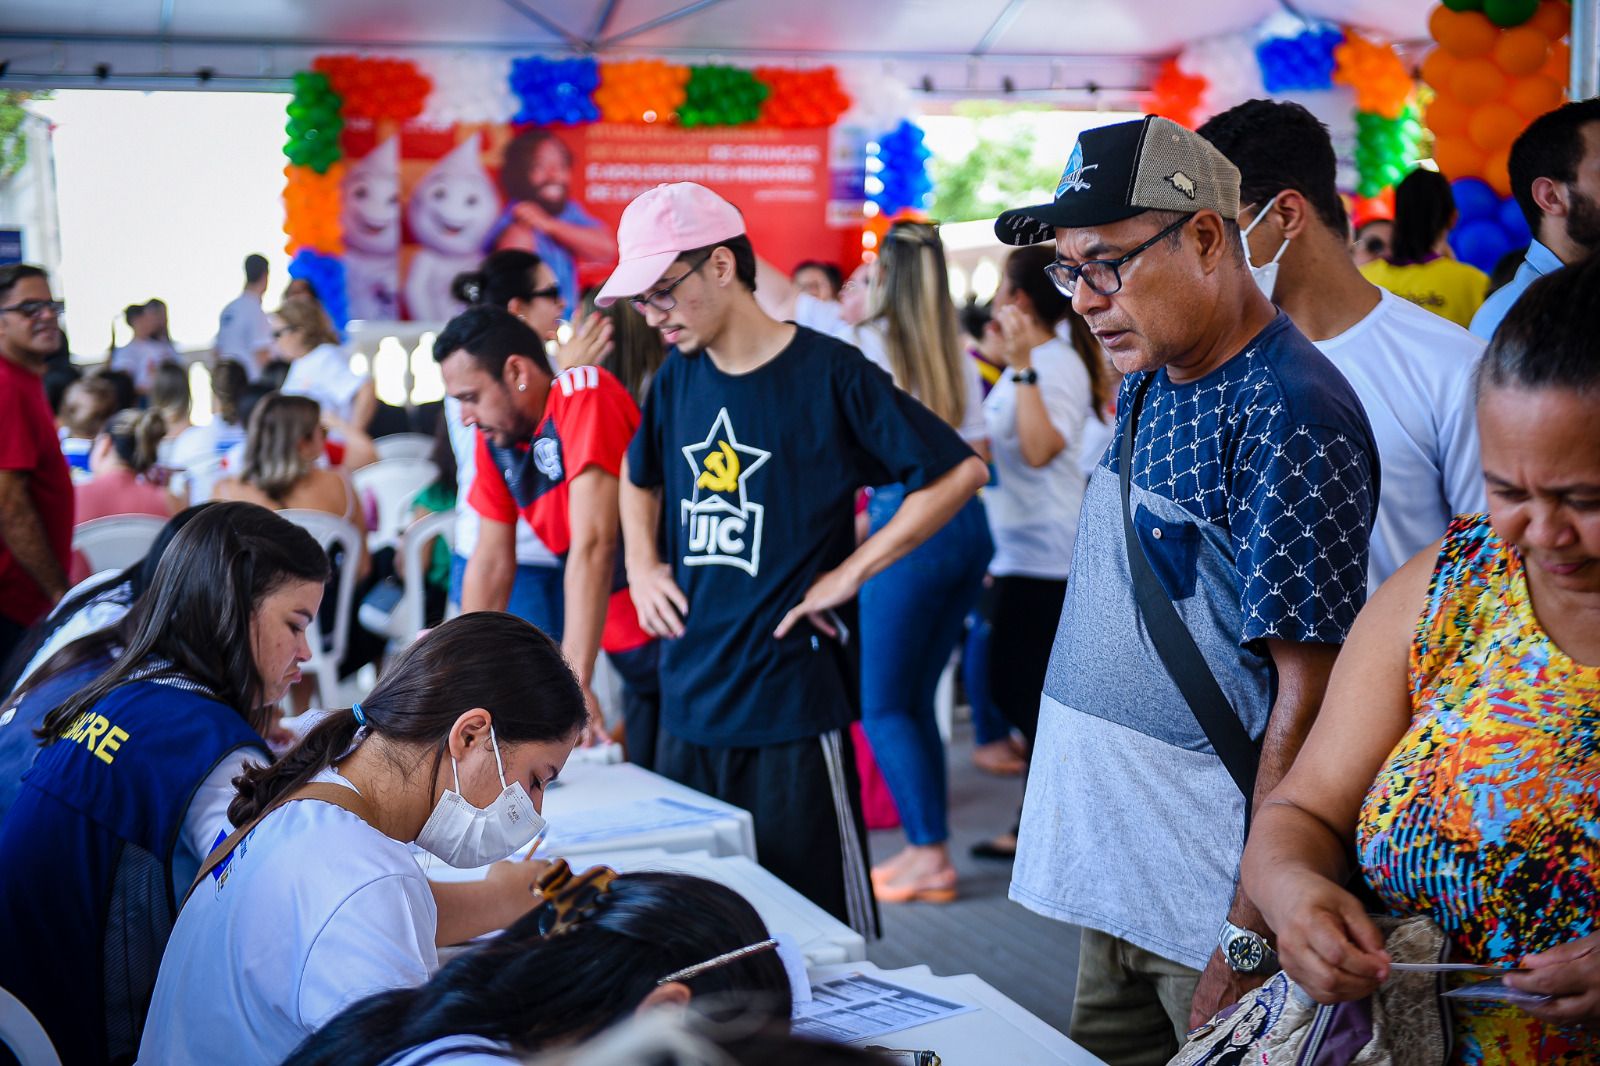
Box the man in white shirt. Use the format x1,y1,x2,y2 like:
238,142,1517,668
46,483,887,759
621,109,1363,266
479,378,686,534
215,253,275,376
1470,97,1600,340
1201,99,1487,589
111,300,180,394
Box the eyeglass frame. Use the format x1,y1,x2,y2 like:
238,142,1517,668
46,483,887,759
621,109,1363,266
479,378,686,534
0,299,66,319
629,251,714,314
1043,214,1192,299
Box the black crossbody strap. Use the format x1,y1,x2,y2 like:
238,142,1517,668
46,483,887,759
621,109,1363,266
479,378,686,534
1119,376,1259,810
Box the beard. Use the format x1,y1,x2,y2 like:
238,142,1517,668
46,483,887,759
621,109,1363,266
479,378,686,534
1566,186,1600,254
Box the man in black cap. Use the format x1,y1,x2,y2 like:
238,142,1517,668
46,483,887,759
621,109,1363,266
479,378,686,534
997,116,1380,1065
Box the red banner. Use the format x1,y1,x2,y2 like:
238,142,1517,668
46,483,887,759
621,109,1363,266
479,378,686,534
339,119,859,322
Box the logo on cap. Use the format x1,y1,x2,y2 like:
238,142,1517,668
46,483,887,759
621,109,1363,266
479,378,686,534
1167,171,1197,200
1056,142,1099,196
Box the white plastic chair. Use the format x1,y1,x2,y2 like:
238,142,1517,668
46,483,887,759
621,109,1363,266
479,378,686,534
397,508,455,643
71,515,167,575
277,509,365,707
0,985,62,1066
353,458,439,553
373,432,436,462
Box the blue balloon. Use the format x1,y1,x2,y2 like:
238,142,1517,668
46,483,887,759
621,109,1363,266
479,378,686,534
289,250,350,333
1498,195,1532,245
1449,219,1513,274
1451,178,1500,224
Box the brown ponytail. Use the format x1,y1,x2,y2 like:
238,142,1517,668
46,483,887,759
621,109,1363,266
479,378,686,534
105,407,168,474
229,611,587,825
212,359,249,426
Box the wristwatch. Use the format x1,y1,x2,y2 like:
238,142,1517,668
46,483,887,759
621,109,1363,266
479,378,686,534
1011,367,1038,385
1219,919,1280,974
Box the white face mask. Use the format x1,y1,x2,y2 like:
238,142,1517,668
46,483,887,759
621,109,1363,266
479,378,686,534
414,724,545,868
1242,193,1290,301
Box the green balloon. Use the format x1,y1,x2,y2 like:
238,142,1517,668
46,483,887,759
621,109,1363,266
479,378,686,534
1484,0,1538,26
1441,0,1483,10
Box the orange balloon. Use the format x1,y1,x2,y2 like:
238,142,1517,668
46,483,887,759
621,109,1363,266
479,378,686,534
1432,8,1498,59
1483,149,1512,197
1421,48,1459,92
1432,135,1487,180
1529,0,1571,40
1468,103,1526,153
1542,40,1571,85
1508,73,1566,117
1494,26,1550,76
1426,93,1473,137
1450,58,1508,106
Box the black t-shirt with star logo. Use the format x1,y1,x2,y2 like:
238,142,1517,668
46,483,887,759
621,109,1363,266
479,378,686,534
627,325,975,747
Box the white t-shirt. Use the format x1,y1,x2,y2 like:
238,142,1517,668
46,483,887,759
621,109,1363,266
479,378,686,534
111,338,179,392
1311,290,1487,590
283,342,367,426
445,397,560,568
382,1035,513,1066
795,293,987,443
138,768,439,1066
216,292,274,371
982,338,1094,579
167,420,247,502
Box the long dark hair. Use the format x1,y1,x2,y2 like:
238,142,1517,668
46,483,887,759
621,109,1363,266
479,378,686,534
1,504,219,696
1003,245,1113,421
229,611,585,825
31,502,329,742
282,872,790,1066
1389,167,1456,266
582,285,666,406
451,249,546,309
1477,253,1600,396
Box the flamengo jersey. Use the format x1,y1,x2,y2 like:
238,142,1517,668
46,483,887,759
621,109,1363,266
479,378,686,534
469,365,651,653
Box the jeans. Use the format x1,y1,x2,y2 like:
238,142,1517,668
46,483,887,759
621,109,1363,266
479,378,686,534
962,607,1012,746
859,486,992,847
449,554,565,640
607,640,661,771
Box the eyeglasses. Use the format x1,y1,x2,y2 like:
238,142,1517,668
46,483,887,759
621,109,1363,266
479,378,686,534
532,859,618,936
527,285,563,303
629,252,713,314
0,299,65,319
1043,215,1191,298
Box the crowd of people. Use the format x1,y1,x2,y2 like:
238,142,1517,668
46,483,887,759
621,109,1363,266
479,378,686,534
0,91,1597,1066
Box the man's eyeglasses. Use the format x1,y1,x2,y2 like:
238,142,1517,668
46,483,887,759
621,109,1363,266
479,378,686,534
1044,215,1191,299
629,252,713,314
0,299,65,319
527,285,563,303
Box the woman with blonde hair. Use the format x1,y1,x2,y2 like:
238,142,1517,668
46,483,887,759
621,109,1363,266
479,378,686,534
275,297,377,439
761,222,991,903
74,407,180,524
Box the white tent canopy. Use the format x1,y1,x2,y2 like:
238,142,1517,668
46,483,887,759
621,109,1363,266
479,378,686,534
2,0,1434,104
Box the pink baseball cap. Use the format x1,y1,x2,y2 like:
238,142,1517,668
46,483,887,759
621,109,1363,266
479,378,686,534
595,182,746,308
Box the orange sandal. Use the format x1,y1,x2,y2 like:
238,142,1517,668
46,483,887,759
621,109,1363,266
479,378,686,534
872,870,958,904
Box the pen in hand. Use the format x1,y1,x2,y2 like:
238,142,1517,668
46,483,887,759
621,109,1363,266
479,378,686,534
524,826,548,861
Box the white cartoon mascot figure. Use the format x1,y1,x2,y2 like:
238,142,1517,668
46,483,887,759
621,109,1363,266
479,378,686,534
403,137,501,322
341,135,401,322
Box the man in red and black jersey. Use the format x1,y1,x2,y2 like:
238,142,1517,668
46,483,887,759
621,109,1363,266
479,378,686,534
434,306,658,759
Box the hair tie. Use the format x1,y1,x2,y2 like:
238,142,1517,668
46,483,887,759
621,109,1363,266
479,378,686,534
351,702,367,726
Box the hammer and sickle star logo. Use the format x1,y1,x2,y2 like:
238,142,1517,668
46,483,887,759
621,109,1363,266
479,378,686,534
696,441,742,494
682,407,770,515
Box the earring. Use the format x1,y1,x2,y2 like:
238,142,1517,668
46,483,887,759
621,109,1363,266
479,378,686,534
519,383,527,392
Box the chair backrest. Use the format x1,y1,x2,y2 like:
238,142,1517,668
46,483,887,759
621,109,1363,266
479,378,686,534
352,458,439,552
398,508,456,641
373,432,436,463
276,509,363,703
0,985,62,1066
70,515,168,575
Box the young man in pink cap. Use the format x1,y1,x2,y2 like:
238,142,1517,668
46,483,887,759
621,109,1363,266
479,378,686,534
606,182,989,931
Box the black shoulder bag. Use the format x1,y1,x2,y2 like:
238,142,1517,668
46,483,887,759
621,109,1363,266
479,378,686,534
1119,376,1260,816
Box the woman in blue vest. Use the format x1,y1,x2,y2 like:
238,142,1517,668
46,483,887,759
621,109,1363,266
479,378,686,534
138,610,589,1066
0,501,329,1064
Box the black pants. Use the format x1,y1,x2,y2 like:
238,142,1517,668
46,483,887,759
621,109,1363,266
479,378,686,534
607,641,660,772
985,575,1068,743
656,727,879,938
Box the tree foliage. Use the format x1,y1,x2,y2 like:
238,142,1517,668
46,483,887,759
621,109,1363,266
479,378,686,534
0,91,53,186
928,107,1061,223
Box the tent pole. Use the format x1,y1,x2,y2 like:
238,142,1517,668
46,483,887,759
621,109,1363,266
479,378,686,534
1573,0,1599,100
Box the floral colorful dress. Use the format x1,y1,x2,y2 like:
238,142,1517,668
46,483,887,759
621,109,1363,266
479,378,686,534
1357,514,1600,1064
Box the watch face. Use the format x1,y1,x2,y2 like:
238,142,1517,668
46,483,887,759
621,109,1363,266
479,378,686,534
1227,935,1265,972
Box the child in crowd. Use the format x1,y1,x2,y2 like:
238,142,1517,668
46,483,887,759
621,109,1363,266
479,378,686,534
55,374,119,480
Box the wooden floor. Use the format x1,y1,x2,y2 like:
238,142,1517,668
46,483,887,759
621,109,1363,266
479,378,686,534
865,721,1082,1036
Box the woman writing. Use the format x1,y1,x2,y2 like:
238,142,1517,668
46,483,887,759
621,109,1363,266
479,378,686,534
0,502,328,1064
1240,257,1600,1061
138,611,589,1066
285,868,790,1066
